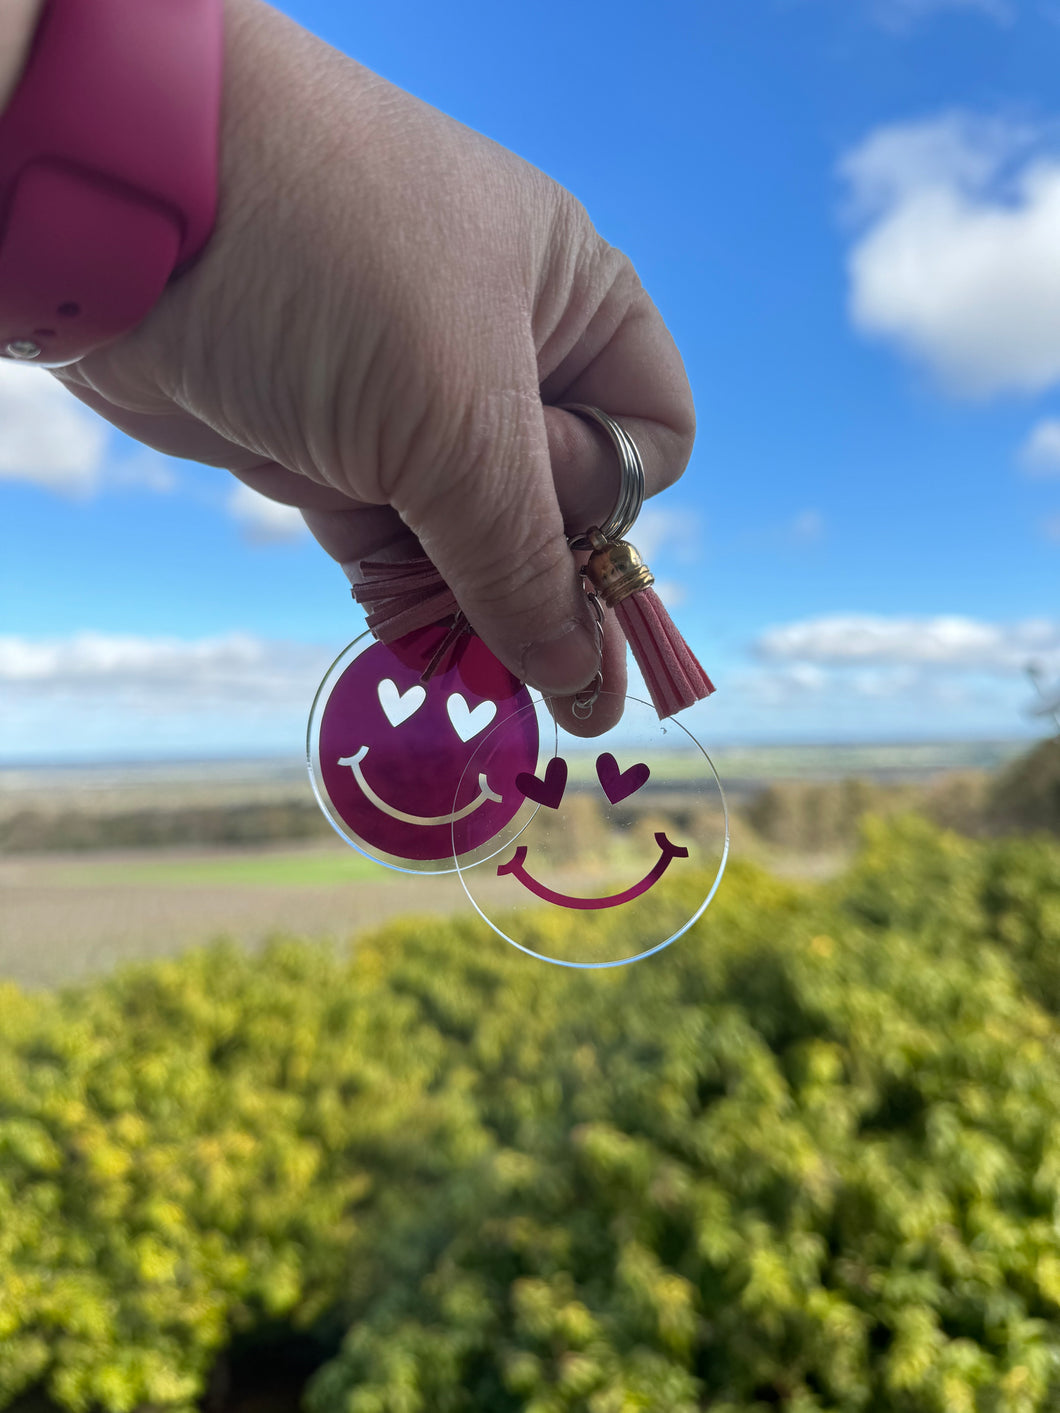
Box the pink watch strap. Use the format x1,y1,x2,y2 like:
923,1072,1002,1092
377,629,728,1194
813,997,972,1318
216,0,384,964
0,0,223,367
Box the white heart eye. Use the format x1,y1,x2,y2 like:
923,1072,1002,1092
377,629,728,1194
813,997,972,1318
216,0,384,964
446,693,497,743
378,678,426,727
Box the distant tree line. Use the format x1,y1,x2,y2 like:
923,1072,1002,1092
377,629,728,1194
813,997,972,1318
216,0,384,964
743,736,1059,849
2,737,1056,854
0,800,333,853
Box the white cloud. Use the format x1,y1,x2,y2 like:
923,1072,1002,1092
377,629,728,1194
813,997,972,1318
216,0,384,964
1019,419,1060,475
108,451,179,494
847,666,921,698
840,113,1026,220
0,364,180,497
841,112,1060,395
1043,514,1060,542
630,505,700,563
754,613,1060,674
0,632,338,759
872,0,1013,30
749,662,831,700
726,659,924,709
0,632,331,711
228,482,307,544
695,623,1048,744
0,362,109,494
651,580,687,609
791,509,825,542
619,505,699,611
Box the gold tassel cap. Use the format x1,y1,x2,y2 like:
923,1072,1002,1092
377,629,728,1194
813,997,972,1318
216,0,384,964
583,532,655,610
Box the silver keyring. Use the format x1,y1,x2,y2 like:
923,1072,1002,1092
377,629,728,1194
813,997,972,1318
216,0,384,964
559,403,645,543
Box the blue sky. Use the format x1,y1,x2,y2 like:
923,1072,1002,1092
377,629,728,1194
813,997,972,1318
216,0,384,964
2,0,1059,760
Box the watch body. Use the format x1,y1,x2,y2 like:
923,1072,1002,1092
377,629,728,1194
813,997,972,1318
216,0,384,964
0,0,223,366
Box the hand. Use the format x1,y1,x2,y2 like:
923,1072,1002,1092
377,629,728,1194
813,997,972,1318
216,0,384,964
0,0,43,112
51,0,695,734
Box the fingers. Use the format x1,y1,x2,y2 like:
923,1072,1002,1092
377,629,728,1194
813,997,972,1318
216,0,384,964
57,363,627,721
546,609,628,739
53,372,431,578
50,262,696,723
53,370,411,544
541,282,696,539
347,272,693,700
52,372,255,468
46,375,640,585
544,404,692,541
299,504,419,567
393,386,602,697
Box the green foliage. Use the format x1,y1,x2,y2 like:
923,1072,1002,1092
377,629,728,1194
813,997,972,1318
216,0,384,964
309,849,1060,1412
831,812,984,936
980,836,1060,1014
989,739,1060,837
0,933,477,1412
2,825,1060,1410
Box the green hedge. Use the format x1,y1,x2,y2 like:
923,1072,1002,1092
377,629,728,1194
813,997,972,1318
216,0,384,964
2,817,1060,1411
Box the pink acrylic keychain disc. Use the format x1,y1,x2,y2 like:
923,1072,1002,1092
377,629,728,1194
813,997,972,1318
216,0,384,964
308,624,544,872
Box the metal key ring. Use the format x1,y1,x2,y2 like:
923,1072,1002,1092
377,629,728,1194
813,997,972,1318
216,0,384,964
559,403,645,544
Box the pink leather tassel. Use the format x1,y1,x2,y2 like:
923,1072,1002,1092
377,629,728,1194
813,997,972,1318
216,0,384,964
352,555,469,682
353,556,459,642
616,585,715,719
581,533,715,720
353,545,716,715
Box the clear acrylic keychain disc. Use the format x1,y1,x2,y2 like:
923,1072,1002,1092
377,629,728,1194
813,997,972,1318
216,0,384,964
308,624,544,873
453,692,729,967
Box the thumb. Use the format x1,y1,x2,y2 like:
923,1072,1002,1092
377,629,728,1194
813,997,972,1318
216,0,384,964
394,390,602,696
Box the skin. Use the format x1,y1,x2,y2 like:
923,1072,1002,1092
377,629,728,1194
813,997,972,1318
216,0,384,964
4,0,695,736
0,0,42,111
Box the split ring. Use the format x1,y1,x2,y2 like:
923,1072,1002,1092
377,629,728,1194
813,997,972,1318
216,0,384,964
559,403,645,545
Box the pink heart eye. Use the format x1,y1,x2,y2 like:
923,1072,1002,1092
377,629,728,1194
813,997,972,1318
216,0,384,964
596,753,650,804
516,757,567,809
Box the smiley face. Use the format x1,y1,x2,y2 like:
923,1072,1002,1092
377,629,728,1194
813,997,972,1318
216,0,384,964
452,691,729,967
497,831,689,909
495,751,688,908
312,624,538,865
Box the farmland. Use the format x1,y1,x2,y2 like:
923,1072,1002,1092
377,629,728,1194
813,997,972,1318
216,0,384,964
0,738,1039,992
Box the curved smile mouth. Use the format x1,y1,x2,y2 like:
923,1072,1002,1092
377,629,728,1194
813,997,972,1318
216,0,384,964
497,830,689,910
338,745,503,826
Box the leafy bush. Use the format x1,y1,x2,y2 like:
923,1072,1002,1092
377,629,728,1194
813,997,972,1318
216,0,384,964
0,932,480,1412
979,836,1060,1014
2,823,1060,1410
309,851,1060,1413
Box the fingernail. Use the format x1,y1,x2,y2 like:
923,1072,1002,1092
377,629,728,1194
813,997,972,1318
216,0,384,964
522,620,601,694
